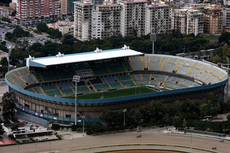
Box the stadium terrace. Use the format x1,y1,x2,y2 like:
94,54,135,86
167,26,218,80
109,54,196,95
5,46,228,123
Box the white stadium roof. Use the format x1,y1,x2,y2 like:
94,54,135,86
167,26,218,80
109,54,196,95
26,46,144,68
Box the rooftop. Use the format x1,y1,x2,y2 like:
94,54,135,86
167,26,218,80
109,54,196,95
122,0,148,3
26,46,144,68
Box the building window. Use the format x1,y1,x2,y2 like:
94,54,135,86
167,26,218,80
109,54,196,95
66,114,71,118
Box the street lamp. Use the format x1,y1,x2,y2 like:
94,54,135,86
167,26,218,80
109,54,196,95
82,115,85,136
123,108,127,126
73,75,80,125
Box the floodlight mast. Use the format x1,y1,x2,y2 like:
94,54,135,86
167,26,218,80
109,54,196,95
73,75,80,125
226,57,229,100
150,33,156,54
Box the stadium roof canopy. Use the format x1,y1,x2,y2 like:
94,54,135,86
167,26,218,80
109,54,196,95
26,46,144,68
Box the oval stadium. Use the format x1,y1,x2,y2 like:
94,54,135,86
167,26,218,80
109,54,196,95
5,46,228,123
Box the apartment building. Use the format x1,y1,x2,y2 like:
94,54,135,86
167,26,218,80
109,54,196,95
61,0,68,14
47,20,74,35
0,6,12,18
120,0,148,37
14,0,60,21
173,9,187,34
203,3,223,34
74,0,172,41
173,9,203,36
74,0,94,41
145,2,172,35
223,8,230,32
92,2,122,39
187,9,203,35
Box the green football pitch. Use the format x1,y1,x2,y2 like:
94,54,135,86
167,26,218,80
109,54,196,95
67,86,157,99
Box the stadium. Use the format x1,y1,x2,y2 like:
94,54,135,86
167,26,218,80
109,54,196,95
5,45,228,123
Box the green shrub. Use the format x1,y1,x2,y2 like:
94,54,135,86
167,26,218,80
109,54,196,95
114,125,120,131
129,125,135,129
142,123,148,127
107,126,113,131
227,115,230,121
30,138,35,142
4,120,10,124
52,124,60,130
71,125,77,131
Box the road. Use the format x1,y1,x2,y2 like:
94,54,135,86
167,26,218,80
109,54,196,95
1,127,230,153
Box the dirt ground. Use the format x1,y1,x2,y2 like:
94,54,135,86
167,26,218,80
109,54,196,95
104,150,184,153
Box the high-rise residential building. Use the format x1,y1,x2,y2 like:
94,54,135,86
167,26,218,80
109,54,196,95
74,0,94,41
92,1,122,39
61,0,68,14
223,8,230,32
203,3,223,34
186,9,203,35
173,9,203,36
173,9,187,34
145,2,172,35
14,0,60,21
120,0,148,37
67,0,81,13
74,0,172,41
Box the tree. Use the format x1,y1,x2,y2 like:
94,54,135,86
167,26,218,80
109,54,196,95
222,43,230,62
227,115,230,121
37,23,48,32
183,118,186,128
173,115,183,130
219,32,230,44
13,26,30,37
1,92,16,120
0,57,8,67
0,44,8,52
11,10,16,16
56,45,73,54
139,100,167,123
11,124,19,131
28,43,42,54
199,103,208,118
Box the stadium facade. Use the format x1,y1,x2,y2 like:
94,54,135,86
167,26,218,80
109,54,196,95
5,46,228,123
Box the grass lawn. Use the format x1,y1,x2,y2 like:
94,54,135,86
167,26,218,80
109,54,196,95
203,36,219,41
67,86,156,99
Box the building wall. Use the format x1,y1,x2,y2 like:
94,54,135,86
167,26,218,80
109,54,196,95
61,0,68,14
12,78,226,122
0,6,12,18
222,8,230,32
173,9,203,36
74,2,93,41
224,0,230,6
16,0,60,20
68,0,80,13
74,0,173,41
120,1,148,37
186,10,203,36
146,4,172,35
202,4,223,34
98,5,122,38
91,10,102,39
